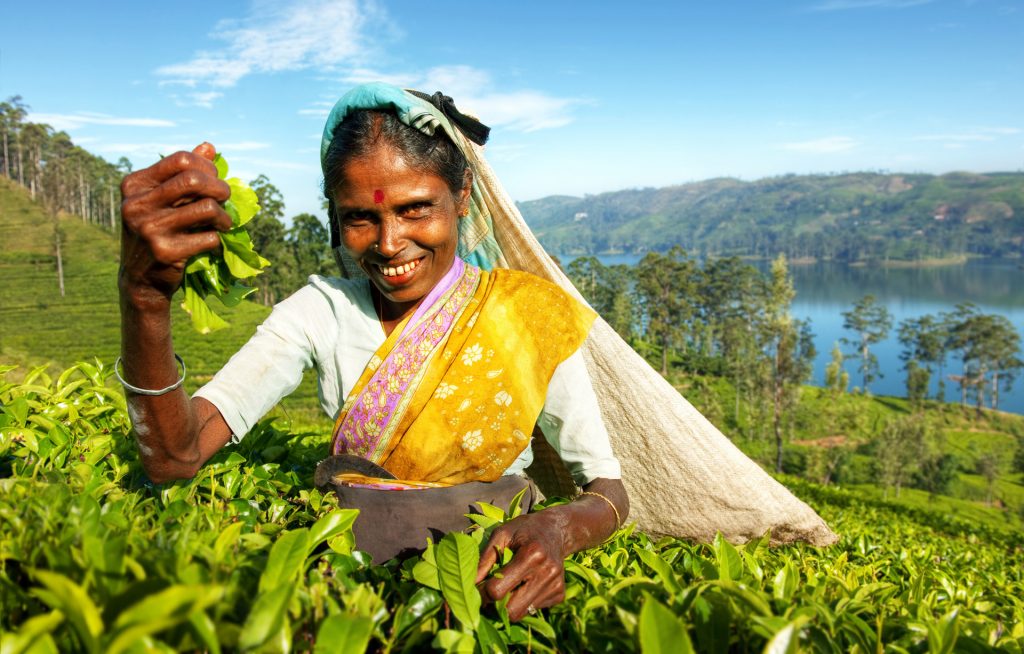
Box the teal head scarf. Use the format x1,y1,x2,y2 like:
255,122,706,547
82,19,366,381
320,82,502,272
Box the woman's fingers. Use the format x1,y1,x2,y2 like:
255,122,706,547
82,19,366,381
192,141,216,160
121,150,223,201
477,531,512,584
140,230,223,270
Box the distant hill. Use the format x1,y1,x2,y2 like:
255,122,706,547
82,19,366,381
517,171,1024,262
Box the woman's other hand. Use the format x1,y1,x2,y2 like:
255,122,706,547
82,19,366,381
475,477,628,621
475,510,569,621
119,142,232,307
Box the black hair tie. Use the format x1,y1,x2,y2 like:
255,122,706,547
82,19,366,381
409,90,491,146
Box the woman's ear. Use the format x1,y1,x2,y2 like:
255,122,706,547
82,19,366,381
458,168,473,216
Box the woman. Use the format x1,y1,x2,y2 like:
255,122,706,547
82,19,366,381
118,82,629,621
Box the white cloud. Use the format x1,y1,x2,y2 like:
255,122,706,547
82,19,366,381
188,91,225,108
156,0,383,98
808,0,933,10
28,112,176,130
335,65,581,133
782,136,860,153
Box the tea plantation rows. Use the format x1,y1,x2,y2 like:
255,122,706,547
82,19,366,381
2,363,1023,653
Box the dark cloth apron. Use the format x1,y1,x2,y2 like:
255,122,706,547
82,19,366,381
314,455,537,562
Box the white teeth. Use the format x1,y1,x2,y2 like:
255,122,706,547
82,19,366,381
379,259,419,277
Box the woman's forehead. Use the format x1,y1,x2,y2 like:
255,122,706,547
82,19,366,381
333,148,450,204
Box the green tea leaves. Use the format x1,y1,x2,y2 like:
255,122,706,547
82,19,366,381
435,532,482,630
180,153,269,333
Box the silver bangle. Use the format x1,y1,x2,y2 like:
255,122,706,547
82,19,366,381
115,354,187,396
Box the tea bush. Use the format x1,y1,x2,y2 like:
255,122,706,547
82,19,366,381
2,363,1023,652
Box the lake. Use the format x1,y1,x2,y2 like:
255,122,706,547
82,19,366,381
570,255,1024,415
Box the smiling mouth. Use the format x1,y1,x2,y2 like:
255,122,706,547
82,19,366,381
377,258,422,278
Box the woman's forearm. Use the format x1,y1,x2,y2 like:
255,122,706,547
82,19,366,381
120,287,205,482
552,477,630,556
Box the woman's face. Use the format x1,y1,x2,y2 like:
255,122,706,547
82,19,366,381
332,144,470,319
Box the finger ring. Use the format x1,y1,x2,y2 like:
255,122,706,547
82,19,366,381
527,604,537,615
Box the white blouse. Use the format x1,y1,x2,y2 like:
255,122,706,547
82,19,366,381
194,274,621,485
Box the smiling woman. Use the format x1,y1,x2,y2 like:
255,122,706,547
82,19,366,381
117,82,630,621
118,81,837,625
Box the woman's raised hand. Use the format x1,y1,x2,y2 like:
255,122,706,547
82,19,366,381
119,143,233,305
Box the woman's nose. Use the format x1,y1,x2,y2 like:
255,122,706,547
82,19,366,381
376,218,406,257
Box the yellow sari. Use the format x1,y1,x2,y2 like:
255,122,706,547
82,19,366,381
331,261,595,485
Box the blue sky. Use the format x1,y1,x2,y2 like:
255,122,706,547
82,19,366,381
3,0,1022,220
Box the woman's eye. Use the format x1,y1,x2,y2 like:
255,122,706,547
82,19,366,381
401,203,432,218
342,211,374,225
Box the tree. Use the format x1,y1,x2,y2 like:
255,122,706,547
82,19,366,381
975,452,1000,506
874,416,926,499
568,258,637,341
246,175,294,305
823,343,849,396
288,213,333,279
757,255,815,473
636,247,698,375
698,256,764,418
914,453,958,499
898,314,947,402
841,294,893,392
948,307,1023,413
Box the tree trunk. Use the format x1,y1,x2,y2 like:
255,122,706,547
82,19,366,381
774,349,784,473
660,336,669,376
54,224,65,298
109,185,116,230
976,369,986,417
861,337,869,391
991,371,1000,410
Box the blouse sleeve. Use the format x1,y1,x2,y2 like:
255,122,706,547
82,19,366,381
536,349,622,486
193,281,339,442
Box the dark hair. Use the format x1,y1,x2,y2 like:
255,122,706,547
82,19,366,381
323,109,468,199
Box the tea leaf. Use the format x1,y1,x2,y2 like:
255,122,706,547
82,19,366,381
435,532,481,630
638,595,694,654
313,614,374,654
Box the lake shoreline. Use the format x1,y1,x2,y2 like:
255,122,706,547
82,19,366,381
560,252,985,269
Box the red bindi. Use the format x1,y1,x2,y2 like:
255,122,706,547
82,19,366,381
373,189,385,204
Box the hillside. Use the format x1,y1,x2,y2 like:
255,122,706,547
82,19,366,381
519,171,1024,262
0,177,324,422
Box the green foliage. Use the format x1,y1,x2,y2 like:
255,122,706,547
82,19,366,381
180,154,270,334
4,364,1024,652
